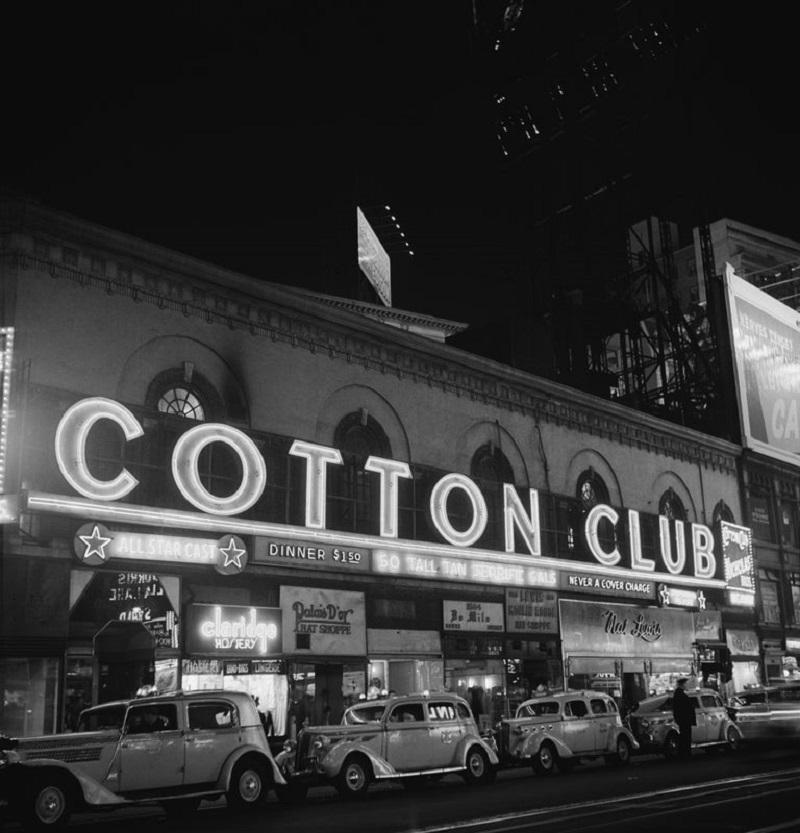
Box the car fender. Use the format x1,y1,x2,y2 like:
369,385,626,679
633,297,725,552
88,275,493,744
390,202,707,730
612,728,639,752
455,736,500,766
6,760,126,807
217,743,285,792
316,740,397,780
520,732,574,761
724,721,744,742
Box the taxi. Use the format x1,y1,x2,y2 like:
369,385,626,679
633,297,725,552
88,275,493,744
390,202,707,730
496,689,638,775
283,693,498,800
730,683,800,742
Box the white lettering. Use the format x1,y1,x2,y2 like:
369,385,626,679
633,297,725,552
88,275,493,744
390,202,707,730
503,485,541,556
429,473,487,547
585,504,621,566
364,456,412,538
289,441,342,529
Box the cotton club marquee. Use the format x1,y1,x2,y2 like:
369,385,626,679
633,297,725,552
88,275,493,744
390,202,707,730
50,397,720,582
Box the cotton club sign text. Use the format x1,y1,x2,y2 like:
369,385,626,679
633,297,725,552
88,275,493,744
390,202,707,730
54,397,719,580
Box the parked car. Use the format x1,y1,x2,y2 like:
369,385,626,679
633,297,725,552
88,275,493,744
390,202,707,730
495,689,638,775
730,683,800,742
0,690,284,830
628,687,742,757
280,693,498,800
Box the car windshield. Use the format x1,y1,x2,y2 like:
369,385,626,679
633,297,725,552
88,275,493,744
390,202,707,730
635,697,671,714
343,704,386,724
77,704,127,732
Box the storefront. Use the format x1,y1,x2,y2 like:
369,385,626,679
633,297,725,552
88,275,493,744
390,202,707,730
560,599,697,709
725,628,761,691
366,628,443,698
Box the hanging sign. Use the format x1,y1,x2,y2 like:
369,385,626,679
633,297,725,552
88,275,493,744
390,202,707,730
280,586,366,655
443,600,504,633
505,588,558,633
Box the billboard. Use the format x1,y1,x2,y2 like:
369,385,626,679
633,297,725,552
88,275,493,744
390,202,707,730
356,206,391,306
725,265,800,463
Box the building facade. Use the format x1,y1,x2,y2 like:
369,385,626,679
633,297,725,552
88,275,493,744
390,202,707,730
0,197,755,738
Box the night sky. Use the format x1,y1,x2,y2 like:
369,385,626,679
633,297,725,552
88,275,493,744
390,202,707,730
3,2,799,343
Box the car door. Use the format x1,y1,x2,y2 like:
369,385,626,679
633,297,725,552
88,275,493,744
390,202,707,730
688,695,706,743
588,697,613,752
183,699,241,785
700,694,725,741
119,703,183,793
426,701,464,767
384,702,436,772
562,699,595,754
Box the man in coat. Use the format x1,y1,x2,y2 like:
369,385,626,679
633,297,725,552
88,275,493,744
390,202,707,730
672,678,696,759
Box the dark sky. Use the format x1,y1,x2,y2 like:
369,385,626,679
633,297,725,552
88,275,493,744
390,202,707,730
3,2,799,337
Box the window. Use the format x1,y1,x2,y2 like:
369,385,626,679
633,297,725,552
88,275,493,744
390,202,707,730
791,576,800,625
77,705,126,732
576,469,609,510
565,700,588,718
125,703,178,734
471,443,515,550
427,702,457,721
700,695,719,708
712,500,735,526
388,703,424,723
759,569,781,624
330,411,391,534
590,698,607,715
520,701,559,717
780,501,798,548
659,488,686,521
157,386,205,421
456,702,472,720
188,701,237,730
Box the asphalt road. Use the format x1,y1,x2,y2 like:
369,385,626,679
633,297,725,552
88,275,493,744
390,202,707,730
5,743,800,833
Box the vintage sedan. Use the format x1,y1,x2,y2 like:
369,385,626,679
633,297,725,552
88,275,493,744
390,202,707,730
496,690,638,775
282,693,498,800
0,690,283,830
731,683,800,742
629,687,742,756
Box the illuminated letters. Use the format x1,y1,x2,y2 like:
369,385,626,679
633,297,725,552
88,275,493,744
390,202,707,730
585,504,621,566
692,523,717,579
430,473,487,547
503,485,541,555
628,509,655,571
659,517,686,575
289,441,342,529
172,424,266,515
364,456,412,538
55,398,143,501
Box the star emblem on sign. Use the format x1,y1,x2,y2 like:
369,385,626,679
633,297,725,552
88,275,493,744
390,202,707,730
76,524,112,565
215,535,248,574
696,590,707,610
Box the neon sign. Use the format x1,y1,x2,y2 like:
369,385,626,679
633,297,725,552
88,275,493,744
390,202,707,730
0,327,14,494
188,604,281,656
48,396,726,585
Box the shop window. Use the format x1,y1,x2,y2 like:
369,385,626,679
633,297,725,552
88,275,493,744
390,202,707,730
758,569,782,624
330,410,391,534
0,658,60,737
471,443,516,550
658,488,686,521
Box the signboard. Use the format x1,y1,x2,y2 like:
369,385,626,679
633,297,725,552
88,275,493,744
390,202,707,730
255,537,370,572
72,525,247,574
726,265,800,464
70,571,179,649
721,521,755,608
505,588,558,634
223,659,284,675
182,658,223,676
0,327,13,494
694,610,722,642
185,603,281,657
374,548,558,588
561,571,654,600
559,600,696,658
726,628,759,657
357,206,392,306
280,587,366,655
443,600,504,632
657,584,707,609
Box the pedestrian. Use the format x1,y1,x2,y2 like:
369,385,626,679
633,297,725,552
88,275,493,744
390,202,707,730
672,677,696,759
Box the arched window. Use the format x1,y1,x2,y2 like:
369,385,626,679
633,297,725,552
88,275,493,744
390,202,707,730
157,386,204,421
712,500,734,526
576,469,609,510
329,410,392,534
659,488,686,521
470,443,515,550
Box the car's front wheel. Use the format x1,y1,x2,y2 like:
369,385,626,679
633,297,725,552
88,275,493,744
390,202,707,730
336,755,372,800
531,742,557,776
22,774,73,831
227,757,270,811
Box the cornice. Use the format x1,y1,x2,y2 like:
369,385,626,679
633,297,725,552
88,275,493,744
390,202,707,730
1,213,741,477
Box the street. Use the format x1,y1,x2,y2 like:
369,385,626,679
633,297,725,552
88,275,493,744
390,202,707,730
7,743,800,833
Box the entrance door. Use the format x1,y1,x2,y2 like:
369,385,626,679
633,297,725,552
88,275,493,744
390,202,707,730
312,664,344,725
119,702,183,793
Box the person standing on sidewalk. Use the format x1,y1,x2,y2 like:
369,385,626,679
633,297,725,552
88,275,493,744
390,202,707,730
672,678,696,759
